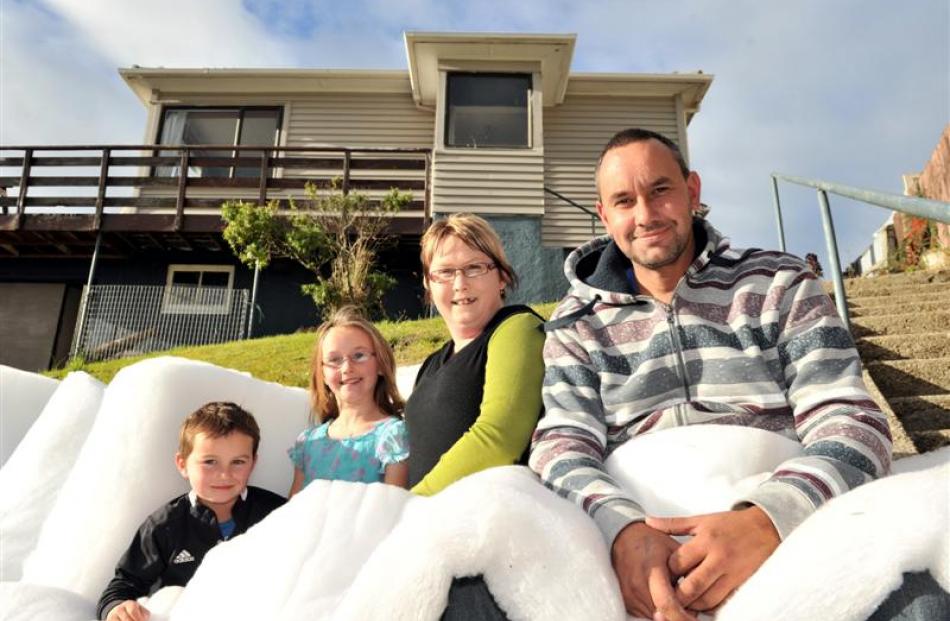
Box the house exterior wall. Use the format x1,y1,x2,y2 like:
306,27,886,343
285,92,433,147
916,124,950,249
137,88,433,212
0,283,69,372
430,150,546,215
541,94,680,247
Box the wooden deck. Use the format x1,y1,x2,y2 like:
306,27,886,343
0,144,431,257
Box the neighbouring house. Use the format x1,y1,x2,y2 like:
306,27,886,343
848,125,950,275
0,32,712,371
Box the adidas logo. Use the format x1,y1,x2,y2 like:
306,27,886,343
172,549,195,564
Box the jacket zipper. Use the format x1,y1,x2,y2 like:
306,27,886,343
665,302,691,402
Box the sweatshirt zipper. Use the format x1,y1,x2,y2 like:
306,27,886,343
665,302,691,402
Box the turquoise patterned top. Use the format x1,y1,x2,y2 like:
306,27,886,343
288,417,409,487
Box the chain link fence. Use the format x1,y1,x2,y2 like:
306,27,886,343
71,285,249,362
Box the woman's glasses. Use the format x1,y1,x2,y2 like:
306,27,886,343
428,262,497,284
322,351,376,368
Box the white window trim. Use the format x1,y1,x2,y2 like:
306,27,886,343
162,264,235,315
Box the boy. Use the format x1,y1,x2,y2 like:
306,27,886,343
96,402,285,621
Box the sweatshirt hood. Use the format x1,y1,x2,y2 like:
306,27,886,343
563,218,730,305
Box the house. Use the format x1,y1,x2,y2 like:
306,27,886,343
0,31,711,371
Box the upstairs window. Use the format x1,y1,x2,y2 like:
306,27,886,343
156,107,281,177
445,73,531,148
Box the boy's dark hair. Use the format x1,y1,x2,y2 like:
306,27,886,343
594,128,690,197
178,401,261,458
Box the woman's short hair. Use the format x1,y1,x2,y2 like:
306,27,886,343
309,306,404,425
419,213,519,295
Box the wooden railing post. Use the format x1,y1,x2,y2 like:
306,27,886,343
342,150,351,195
15,148,32,229
258,151,269,204
174,147,189,231
94,147,110,230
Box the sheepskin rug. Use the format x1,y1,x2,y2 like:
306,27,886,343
0,358,946,621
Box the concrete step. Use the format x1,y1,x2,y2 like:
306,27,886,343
843,282,950,299
861,369,917,458
850,301,950,317
843,270,950,294
911,429,950,453
847,291,948,308
889,394,950,412
866,359,950,398
857,333,950,361
850,312,950,338
889,395,950,432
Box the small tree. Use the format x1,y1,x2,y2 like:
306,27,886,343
222,181,411,319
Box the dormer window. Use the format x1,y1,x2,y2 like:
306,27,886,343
445,73,531,148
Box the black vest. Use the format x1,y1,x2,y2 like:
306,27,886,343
405,305,540,487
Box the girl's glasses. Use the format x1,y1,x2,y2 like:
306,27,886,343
428,262,496,284
322,351,375,368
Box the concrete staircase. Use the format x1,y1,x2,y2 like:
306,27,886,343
844,270,950,455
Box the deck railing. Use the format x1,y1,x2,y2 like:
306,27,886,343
0,144,432,231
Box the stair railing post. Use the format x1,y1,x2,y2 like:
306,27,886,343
770,175,786,252
816,189,851,332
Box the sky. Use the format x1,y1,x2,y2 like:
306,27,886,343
1,0,948,267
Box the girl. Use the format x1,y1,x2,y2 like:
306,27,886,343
288,306,409,496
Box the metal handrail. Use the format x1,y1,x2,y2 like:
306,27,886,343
543,186,599,235
771,173,950,332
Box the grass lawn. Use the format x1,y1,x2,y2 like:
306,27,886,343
48,302,558,387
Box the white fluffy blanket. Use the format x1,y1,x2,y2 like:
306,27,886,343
1,358,947,621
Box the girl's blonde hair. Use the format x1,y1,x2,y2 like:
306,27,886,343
308,306,404,425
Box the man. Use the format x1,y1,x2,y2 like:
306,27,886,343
529,128,896,621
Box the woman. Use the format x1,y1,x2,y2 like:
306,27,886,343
406,213,545,495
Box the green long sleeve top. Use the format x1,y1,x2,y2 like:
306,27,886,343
406,306,545,496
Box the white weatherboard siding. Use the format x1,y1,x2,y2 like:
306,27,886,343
542,95,680,248
284,92,433,213
431,150,545,215
285,92,433,147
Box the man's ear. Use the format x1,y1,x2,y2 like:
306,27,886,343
175,453,188,479
595,200,609,228
686,171,702,210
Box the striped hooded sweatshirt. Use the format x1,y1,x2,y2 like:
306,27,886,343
530,219,892,546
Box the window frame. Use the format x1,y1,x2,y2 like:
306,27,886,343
152,105,284,178
443,72,534,150
161,264,236,315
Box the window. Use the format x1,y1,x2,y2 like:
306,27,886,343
156,107,281,177
445,73,531,148
162,265,235,315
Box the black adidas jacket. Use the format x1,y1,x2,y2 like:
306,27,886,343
96,486,285,619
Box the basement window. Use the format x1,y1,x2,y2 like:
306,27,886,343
155,107,281,178
162,264,235,315
445,73,531,148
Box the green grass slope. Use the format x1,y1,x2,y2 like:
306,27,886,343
49,302,558,387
